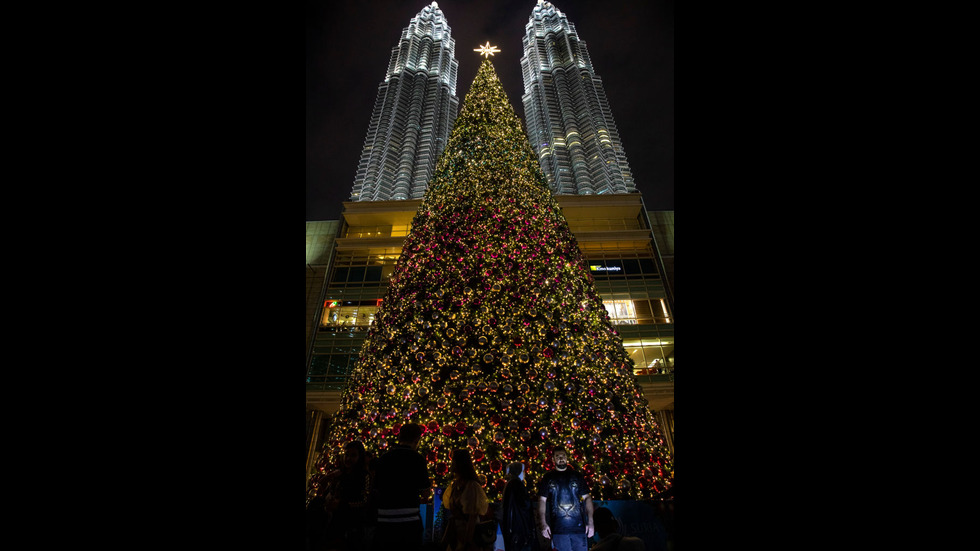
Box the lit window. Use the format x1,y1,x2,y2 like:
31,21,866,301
603,300,637,324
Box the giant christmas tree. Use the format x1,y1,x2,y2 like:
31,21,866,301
309,57,673,503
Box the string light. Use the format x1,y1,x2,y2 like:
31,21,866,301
473,42,500,58
309,59,673,503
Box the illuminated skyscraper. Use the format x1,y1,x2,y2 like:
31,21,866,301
521,0,635,195
350,2,459,202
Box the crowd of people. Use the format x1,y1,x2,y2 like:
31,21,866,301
306,423,648,551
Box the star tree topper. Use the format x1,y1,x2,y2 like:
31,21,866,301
474,42,500,58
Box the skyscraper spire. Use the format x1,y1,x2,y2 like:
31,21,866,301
350,3,459,202
521,1,635,195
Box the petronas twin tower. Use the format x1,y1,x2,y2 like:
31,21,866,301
350,2,459,202
349,1,636,203
521,1,635,195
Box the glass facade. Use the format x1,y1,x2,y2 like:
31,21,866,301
307,250,399,390
586,252,674,382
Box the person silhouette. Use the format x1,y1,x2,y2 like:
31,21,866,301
502,462,535,551
306,493,329,551
589,507,644,551
371,423,429,551
325,441,372,551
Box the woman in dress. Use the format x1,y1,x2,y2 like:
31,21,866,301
441,449,493,551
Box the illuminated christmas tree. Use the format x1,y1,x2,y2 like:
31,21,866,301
309,57,673,502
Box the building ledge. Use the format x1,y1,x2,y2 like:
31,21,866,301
307,390,344,416
556,194,644,221
334,236,406,250
341,200,422,227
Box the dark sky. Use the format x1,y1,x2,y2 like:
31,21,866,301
306,0,673,222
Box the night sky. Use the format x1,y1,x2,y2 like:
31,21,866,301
306,0,674,222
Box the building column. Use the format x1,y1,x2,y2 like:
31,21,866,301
306,408,327,486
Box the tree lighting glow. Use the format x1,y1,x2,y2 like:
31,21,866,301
307,59,673,504
474,41,500,58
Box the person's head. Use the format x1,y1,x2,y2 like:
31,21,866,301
593,507,620,538
343,441,366,470
552,448,569,471
506,461,525,481
398,423,424,448
450,449,479,481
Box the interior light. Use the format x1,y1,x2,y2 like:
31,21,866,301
622,339,671,347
